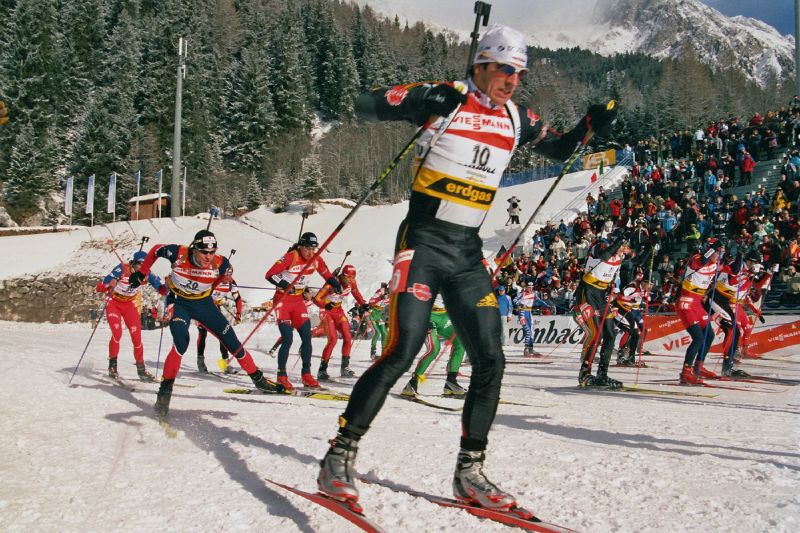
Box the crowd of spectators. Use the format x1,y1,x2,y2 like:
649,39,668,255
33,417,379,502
495,98,800,314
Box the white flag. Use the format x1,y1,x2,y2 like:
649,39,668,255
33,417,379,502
86,175,95,215
64,176,73,216
107,173,117,213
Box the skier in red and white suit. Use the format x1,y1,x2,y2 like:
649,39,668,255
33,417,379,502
129,230,281,421
96,250,166,381
265,232,340,391
676,239,724,384
313,265,367,381
710,251,765,376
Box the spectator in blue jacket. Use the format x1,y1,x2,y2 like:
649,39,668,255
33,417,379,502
497,285,514,346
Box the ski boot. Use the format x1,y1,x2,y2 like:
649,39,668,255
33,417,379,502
197,355,208,373
137,362,156,382
679,364,704,385
594,368,623,389
616,347,632,366
694,362,717,379
302,372,321,389
523,344,536,357
222,357,239,374
217,357,237,374
578,367,596,387
317,360,331,381
250,370,284,393
340,357,356,378
154,379,174,420
722,366,751,378
276,374,294,392
108,358,119,379
453,450,518,511
443,379,467,397
370,345,378,360
401,375,419,397
318,435,361,511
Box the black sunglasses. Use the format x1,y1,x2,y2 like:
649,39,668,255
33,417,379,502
197,249,216,255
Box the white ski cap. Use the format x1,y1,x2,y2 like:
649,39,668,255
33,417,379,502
473,24,528,70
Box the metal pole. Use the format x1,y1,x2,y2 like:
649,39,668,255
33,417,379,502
135,171,140,221
171,37,187,218
182,166,187,216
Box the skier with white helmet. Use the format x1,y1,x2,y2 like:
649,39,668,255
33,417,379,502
317,24,617,514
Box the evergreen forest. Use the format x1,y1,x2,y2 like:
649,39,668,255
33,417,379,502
0,0,794,225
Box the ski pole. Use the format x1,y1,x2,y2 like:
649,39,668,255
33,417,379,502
584,269,619,372
465,1,492,78
490,101,616,280
297,210,310,242
332,250,352,277
724,255,745,372
232,128,425,356
139,236,150,251
634,244,658,384
106,239,126,265
68,297,111,385
696,249,725,370
154,290,169,379
234,85,466,358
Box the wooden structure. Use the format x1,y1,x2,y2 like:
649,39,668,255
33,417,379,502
129,194,170,220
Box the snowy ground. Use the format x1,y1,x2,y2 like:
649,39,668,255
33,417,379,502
0,319,797,533
1,169,797,532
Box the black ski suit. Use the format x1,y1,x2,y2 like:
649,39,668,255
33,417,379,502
574,237,626,380
337,79,598,451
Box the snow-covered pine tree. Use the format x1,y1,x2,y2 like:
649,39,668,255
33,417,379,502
4,122,58,223
269,10,310,132
137,0,189,146
332,31,359,121
268,167,290,213
245,173,265,211
221,43,277,173
0,0,61,180
419,30,444,80
57,0,107,131
299,150,326,210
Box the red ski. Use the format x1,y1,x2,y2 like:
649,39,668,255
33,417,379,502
265,479,386,533
357,476,577,532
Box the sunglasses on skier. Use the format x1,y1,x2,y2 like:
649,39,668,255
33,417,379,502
196,249,216,255
493,63,528,80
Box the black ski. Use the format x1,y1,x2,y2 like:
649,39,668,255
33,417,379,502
391,392,462,412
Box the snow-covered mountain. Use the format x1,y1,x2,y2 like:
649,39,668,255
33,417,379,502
355,0,794,85
587,0,795,85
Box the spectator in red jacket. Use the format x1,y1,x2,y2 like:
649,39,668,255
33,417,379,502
610,198,622,221
740,151,756,186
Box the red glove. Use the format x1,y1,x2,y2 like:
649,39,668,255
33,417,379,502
158,285,168,297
